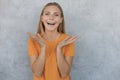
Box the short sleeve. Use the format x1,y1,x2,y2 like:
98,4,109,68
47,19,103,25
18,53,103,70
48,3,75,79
64,43,75,56
28,38,37,56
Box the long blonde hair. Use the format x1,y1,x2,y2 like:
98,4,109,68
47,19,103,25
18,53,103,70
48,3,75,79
37,2,65,34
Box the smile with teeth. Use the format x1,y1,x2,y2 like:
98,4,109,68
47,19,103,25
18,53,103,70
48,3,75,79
47,22,56,25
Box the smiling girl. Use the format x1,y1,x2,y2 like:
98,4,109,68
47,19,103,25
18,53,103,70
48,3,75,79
27,2,77,80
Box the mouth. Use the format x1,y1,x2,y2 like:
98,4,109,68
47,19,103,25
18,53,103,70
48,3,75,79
47,22,56,25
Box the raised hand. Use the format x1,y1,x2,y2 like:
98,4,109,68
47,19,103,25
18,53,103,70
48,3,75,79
27,32,46,47
57,36,77,48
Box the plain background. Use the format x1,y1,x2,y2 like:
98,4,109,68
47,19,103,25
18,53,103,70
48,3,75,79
0,0,120,80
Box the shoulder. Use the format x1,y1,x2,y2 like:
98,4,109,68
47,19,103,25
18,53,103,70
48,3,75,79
58,33,73,42
28,37,33,43
61,33,72,38
28,37,36,45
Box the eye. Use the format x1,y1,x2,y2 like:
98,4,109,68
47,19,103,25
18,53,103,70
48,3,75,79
54,13,60,16
44,13,49,15
55,14,59,16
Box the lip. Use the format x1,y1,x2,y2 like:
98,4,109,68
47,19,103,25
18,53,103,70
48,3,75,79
47,22,56,25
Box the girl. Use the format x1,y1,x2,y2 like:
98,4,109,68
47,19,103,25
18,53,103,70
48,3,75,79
27,2,77,80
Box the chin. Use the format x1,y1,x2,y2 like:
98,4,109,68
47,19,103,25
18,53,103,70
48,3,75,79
46,26,58,31
48,29,56,32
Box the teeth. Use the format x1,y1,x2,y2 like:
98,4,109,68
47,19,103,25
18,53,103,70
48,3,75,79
47,22,55,25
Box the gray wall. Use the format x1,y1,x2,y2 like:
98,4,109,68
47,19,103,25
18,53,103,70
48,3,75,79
0,0,120,80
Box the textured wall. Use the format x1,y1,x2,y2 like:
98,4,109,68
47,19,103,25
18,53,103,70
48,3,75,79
0,0,120,80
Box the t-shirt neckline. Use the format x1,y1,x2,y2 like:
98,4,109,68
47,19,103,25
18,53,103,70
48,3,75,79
42,33,63,43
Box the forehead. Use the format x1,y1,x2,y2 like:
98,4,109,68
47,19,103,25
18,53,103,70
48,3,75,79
44,5,61,13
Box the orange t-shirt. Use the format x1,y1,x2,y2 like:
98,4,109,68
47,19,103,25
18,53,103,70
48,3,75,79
28,33,74,80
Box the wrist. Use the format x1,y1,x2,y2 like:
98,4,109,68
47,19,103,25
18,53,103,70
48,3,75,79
57,45,62,51
57,45,61,49
41,46,46,50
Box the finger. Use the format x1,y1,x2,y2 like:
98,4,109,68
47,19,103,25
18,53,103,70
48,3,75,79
65,36,77,42
64,37,77,45
27,32,35,38
70,36,78,41
69,37,78,43
37,33,42,39
26,32,32,37
60,36,76,45
37,34,45,42
63,36,71,41
71,37,78,42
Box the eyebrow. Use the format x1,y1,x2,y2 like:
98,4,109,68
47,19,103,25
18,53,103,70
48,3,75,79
44,11,61,14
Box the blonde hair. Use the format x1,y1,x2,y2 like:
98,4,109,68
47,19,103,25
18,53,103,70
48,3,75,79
37,2,65,34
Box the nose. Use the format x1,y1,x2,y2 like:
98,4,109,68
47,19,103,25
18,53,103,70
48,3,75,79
49,15,54,20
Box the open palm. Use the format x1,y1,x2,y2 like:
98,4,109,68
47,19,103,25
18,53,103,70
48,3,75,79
27,32,46,47
58,36,77,48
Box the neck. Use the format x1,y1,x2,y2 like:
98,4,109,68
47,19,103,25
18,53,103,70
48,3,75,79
45,31,58,36
44,31,60,41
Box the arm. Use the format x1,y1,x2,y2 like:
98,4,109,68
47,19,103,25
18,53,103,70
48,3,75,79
27,32,46,77
56,36,77,78
56,46,73,78
30,47,46,77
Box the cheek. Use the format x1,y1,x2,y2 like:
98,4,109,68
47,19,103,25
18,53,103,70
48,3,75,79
41,16,48,22
56,18,62,23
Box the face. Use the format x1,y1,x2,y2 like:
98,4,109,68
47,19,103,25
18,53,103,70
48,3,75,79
41,5,63,32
